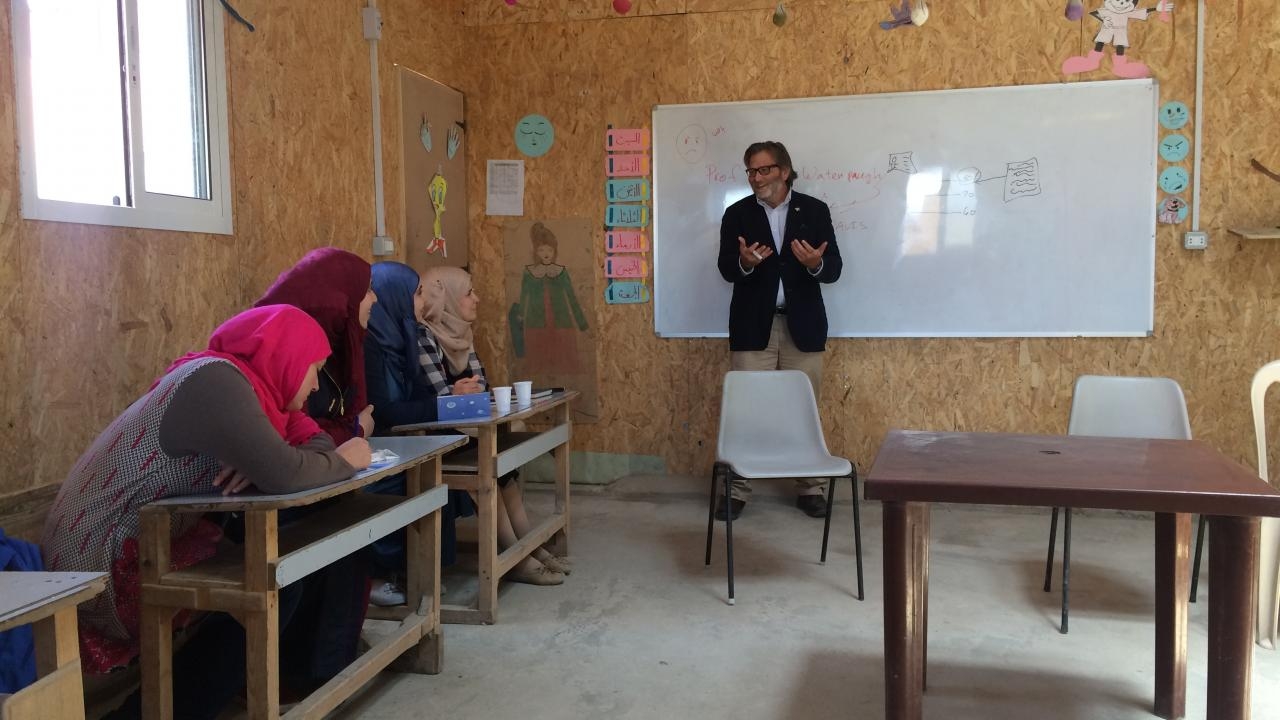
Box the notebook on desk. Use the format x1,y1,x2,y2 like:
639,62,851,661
531,387,561,400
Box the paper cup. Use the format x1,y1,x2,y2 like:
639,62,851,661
513,381,533,406
493,386,513,412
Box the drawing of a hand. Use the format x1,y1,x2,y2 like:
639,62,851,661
447,124,462,159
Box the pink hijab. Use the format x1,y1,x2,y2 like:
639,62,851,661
162,305,331,446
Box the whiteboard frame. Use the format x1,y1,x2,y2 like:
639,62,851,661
652,79,1159,340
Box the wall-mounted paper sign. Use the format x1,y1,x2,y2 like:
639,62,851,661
606,128,650,152
605,230,649,253
605,204,650,227
605,178,651,202
605,255,648,278
604,281,651,304
606,154,650,177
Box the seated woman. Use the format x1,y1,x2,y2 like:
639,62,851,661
42,305,371,720
253,247,379,681
365,262,567,588
256,247,377,443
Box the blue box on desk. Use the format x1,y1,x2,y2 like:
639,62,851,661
437,392,492,421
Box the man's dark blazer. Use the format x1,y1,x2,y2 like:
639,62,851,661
716,190,842,352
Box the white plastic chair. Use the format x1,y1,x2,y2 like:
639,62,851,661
1251,360,1280,649
1044,375,1203,633
703,370,863,605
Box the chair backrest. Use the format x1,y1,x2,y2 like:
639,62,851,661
717,371,833,463
1067,375,1191,440
1251,362,1280,649
1251,360,1280,485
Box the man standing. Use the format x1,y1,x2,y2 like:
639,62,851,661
715,141,842,521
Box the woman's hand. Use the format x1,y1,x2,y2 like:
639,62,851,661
213,465,253,496
357,404,375,437
336,438,372,470
452,377,483,395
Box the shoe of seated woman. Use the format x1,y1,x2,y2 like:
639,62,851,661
508,562,565,586
370,580,406,606
534,549,572,575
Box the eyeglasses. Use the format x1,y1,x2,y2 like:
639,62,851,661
745,164,779,178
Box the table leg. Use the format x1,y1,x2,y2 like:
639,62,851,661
1206,515,1259,720
401,457,443,673
1154,512,1190,720
243,511,280,720
476,426,499,625
551,402,572,557
917,504,930,693
139,510,173,720
884,501,926,720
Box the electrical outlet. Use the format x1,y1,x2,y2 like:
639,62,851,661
1183,231,1208,251
372,235,395,256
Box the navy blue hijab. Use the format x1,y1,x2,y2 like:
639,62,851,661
366,262,422,398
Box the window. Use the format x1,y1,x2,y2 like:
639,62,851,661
11,0,232,234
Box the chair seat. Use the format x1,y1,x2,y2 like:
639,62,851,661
721,454,852,479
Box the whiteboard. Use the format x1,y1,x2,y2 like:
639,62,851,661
652,80,1158,338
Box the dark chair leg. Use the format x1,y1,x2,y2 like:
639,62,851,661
852,467,864,601
1060,507,1072,634
705,463,720,566
1045,507,1059,592
725,467,736,606
1190,513,1206,602
820,477,836,563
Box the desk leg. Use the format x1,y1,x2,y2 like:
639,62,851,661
884,501,926,720
477,427,499,625
139,511,174,720
1154,512,1190,720
401,457,443,673
1206,515,1259,720
551,403,572,557
243,511,280,720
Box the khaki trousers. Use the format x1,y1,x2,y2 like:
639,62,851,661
728,315,826,501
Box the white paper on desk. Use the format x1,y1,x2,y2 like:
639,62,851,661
368,449,400,470
486,159,524,216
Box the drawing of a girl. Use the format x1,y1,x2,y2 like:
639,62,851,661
508,222,589,373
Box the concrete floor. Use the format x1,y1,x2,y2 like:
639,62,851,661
332,474,1278,719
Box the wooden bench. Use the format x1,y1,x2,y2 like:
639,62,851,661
138,435,466,720
0,572,106,720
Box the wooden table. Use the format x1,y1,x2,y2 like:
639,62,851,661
0,572,105,720
864,430,1280,720
391,391,577,625
138,435,467,720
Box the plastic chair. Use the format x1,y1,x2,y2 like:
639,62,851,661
703,370,863,605
1043,375,1204,633
1251,360,1280,649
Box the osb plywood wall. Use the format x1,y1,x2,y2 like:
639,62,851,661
3,0,1278,502
450,0,1280,480
0,0,463,498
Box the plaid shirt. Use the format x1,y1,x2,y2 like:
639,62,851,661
417,326,487,395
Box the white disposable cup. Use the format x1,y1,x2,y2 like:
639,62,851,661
493,386,512,412
513,380,533,406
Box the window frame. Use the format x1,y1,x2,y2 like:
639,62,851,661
10,0,234,235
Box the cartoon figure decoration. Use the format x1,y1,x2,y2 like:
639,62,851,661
427,171,448,256
419,115,432,153
1157,196,1187,225
1062,0,1174,79
880,0,928,30
508,222,589,370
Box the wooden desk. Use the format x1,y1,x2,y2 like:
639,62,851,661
865,430,1280,720
138,435,467,720
0,572,106,720
391,391,577,625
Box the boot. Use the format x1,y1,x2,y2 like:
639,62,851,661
1062,49,1104,75
1111,53,1150,79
